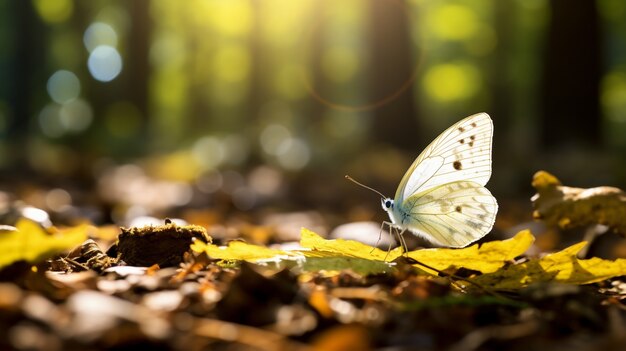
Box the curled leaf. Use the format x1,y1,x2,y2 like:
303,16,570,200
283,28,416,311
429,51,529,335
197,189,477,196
531,170,626,234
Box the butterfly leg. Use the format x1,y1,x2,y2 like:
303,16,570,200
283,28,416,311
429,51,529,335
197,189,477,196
370,221,388,254
395,228,408,255
382,221,400,261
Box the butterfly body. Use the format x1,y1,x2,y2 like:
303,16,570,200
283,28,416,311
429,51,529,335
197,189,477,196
382,113,498,248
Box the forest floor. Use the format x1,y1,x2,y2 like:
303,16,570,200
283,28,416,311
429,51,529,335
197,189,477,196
1,170,626,351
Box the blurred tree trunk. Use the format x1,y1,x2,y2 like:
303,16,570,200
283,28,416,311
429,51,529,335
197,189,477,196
111,0,152,154
368,0,419,150
541,0,601,148
126,0,151,146
6,1,46,167
491,2,513,147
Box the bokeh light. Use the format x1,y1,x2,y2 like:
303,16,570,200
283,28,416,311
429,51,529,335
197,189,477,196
83,22,118,52
601,71,626,123
428,4,479,41
59,99,93,133
47,70,80,104
248,166,283,197
45,188,72,212
276,137,310,171
38,104,64,138
192,136,225,170
221,135,250,166
32,0,73,24
422,63,481,102
260,124,291,156
88,45,123,82
38,99,93,137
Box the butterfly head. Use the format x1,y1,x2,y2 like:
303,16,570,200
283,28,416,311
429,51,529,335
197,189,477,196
381,198,394,211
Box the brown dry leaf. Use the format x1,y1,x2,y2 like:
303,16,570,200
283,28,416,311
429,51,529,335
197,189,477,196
531,170,626,234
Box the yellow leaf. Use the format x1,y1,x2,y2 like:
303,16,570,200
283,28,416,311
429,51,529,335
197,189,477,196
468,241,626,290
299,228,398,275
191,229,397,275
299,227,403,261
0,219,88,268
192,228,626,286
190,240,294,261
406,230,534,274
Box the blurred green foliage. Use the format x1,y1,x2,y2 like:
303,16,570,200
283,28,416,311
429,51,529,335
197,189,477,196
0,0,625,204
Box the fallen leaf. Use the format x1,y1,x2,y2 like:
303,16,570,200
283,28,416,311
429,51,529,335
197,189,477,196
190,240,295,262
300,228,403,261
531,170,626,235
192,228,626,288
406,231,534,274
0,219,88,268
468,241,626,290
191,230,396,275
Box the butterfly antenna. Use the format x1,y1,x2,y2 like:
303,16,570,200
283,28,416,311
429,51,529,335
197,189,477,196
345,175,386,198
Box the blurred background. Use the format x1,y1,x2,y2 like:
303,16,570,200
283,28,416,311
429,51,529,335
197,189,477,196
0,0,625,234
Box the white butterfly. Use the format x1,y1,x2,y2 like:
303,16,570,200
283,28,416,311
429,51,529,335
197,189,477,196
349,113,498,248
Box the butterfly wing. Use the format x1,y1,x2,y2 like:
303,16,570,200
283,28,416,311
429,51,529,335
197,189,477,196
394,113,493,203
398,181,497,247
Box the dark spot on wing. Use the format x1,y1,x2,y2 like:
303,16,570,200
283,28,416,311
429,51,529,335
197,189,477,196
471,122,477,127
469,142,474,147
467,220,482,229
458,127,465,132
455,206,462,213
470,135,475,140
453,161,462,170
459,139,465,144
